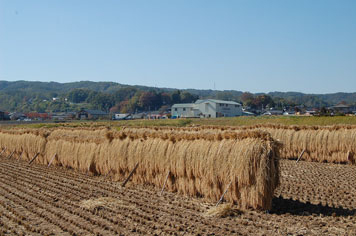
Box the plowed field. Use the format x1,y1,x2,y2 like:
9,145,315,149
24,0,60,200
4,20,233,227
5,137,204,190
1,157,356,236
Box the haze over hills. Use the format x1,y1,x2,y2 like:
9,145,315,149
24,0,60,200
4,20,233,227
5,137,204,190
0,80,355,113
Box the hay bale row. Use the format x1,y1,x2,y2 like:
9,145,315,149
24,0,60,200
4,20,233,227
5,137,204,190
0,128,279,210
264,127,356,164
125,125,356,164
3,124,355,164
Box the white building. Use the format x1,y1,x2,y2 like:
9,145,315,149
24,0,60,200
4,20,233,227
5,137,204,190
171,99,242,118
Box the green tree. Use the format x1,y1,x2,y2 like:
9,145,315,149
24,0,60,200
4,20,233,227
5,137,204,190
253,95,275,109
139,92,161,111
171,90,181,104
68,89,91,103
180,91,198,103
161,92,172,105
240,92,255,107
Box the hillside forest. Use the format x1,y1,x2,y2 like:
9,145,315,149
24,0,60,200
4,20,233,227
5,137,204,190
0,81,355,113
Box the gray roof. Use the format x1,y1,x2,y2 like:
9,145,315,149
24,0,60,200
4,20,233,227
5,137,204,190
84,109,108,115
195,99,241,105
332,104,350,108
171,103,196,108
9,112,25,116
172,99,241,108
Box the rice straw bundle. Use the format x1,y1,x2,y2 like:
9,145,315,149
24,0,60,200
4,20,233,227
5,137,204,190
0,127,280,210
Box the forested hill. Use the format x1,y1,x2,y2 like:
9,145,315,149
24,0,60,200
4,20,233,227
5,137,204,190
0,80,355,113
0,81,124,93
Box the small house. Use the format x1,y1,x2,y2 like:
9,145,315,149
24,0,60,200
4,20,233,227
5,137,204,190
114,113,132,120
262,110,284,116
51,112,76,120
9,112,27,121
171,99,242,118
76,109,108,120
330,103,353,114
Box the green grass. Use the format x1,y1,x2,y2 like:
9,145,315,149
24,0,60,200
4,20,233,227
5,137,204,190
2,116,356,129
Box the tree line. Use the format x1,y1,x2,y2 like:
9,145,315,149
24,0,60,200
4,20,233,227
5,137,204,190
67,88,199,113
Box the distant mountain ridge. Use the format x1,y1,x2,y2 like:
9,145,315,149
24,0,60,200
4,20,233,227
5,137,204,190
1,80,355,101
267,91,356,107
0,80,355,112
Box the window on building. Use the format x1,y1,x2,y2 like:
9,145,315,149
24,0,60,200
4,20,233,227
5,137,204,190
225,104,228,107
235,105,238,108
183,108,186,111
174,108,177,111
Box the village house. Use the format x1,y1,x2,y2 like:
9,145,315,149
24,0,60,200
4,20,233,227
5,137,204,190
146,111,170,119
26,112,51,121
171,99,242,118
51,112,76,121
9,112,27,121
76,109,109,120
113,113,132,120
261,108,283,116
330,103,353,114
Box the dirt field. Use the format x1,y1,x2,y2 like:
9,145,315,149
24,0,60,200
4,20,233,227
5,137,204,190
1,157,356,236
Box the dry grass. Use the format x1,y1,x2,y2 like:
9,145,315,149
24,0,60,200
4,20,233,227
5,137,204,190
0,127,280,210
205,203,242,218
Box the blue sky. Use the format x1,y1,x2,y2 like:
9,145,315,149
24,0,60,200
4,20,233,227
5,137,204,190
0,0,355,93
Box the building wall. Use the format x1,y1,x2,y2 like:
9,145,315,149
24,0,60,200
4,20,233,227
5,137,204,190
196,101,217,118
216,103,242,117
172,100,242,118
76,112,89,120
172,107,196,118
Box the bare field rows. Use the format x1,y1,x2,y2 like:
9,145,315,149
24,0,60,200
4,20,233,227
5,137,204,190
1,157,356,235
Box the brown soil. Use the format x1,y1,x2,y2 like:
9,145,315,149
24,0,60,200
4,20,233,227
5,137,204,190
0,157,355,235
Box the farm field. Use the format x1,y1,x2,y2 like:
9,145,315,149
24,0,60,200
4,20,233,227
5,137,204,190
0,157,356,235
